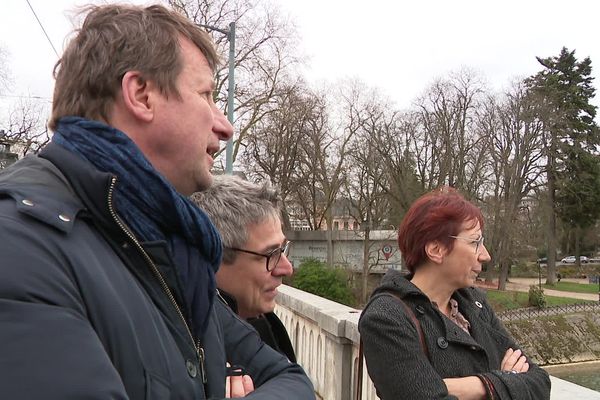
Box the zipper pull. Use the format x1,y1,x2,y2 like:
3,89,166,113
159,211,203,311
198,344,207,384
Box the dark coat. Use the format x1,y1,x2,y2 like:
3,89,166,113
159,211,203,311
358,270,550,400
0,143,314,400
220,290,297,363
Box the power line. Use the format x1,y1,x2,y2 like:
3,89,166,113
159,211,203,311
25,0,60,58
0,94,52,101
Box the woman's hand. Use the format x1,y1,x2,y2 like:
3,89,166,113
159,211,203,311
501,348,529,373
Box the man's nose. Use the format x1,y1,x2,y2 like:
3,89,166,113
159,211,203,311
213,107,233,141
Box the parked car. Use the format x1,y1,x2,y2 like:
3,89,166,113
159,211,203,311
560,255,588,264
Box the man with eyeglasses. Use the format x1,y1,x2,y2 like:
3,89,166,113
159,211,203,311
191,175,296,362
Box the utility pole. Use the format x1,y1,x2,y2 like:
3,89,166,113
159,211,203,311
197,22,235,174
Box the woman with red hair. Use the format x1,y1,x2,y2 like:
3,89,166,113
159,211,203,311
358,188,550,399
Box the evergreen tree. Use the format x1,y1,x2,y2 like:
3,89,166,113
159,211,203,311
526,47,599,283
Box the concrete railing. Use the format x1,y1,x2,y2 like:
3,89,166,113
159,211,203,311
274,285,600,400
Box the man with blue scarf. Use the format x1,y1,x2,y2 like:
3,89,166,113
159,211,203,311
0,4,314,400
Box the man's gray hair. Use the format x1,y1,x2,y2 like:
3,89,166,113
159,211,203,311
191,175,281,264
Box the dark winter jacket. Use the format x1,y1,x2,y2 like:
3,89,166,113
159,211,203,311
220,290,297,363
0,143,314,400
358,269,550,400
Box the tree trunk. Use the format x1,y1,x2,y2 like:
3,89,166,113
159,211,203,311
497,261,509,291
325,211,334,266
280,207,292,231
546,136,557,285
361,227,371,305
574,226,581,270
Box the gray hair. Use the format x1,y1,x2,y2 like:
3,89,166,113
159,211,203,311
191,175,281,263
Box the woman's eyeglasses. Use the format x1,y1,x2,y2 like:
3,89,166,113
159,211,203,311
449,235,484,254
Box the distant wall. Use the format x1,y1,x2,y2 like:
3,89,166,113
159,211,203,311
285,229,402,272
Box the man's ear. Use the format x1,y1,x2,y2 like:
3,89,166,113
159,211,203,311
425,241,446,264
120,71,155,122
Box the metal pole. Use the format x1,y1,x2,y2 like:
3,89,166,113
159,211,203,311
225,22,235,174
196,22,235,174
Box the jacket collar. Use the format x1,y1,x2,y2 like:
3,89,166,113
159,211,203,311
374,269,424,299
39,142,117,230
0,144,109,233
218,289,239,314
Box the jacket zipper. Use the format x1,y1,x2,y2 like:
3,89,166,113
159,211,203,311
107,176,206,382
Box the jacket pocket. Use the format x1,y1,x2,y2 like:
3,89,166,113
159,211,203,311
144,369,171,399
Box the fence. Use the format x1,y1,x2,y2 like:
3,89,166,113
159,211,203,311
498,302,600,322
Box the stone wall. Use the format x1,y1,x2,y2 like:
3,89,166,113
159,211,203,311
506,311,600,365
285,229,402,272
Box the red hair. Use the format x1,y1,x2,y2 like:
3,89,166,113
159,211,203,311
398,187,484,273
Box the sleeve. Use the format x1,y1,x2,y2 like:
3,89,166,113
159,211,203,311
0,215,130,399
477,297,551,400
214,299,316,400
358,294,458,400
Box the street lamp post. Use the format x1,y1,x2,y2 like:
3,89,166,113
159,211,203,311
197,22,235,174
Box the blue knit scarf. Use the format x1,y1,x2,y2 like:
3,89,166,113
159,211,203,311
53,116,221,337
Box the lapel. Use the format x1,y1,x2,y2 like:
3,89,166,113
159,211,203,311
441,292,486,350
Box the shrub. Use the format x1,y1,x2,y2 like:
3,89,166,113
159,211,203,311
291,258,356,307
528,285,547,308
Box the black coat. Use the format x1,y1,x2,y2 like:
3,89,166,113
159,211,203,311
358,270,550,400
0,143,314,400
220,290,297,363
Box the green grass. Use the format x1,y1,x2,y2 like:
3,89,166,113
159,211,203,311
484,289,592,312
543,281,599,294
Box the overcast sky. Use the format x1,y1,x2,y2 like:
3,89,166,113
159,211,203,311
1,0,599,115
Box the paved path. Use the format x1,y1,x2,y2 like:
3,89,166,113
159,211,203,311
481,277,599,302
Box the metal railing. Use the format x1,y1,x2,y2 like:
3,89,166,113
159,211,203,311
498,302,600,322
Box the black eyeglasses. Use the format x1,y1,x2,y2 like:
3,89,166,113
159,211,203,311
226,240,291,272
449,235,485,254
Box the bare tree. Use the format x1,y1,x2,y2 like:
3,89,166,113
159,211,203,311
411,70,489,200
0,99,50,169
2,99,50,156
286,90,333,231
369,110,422,224
479,81,545,289
339,82,393,304
241,82,313,228
290,86,356,264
